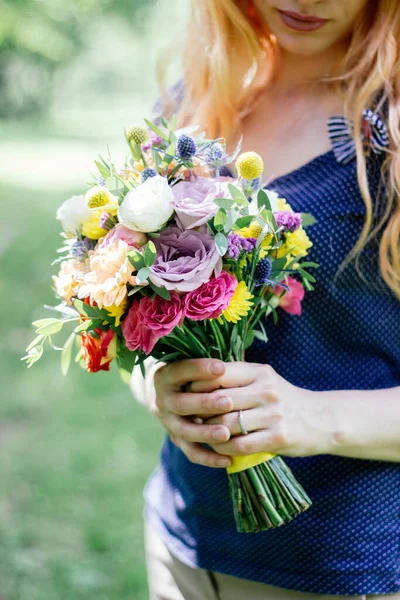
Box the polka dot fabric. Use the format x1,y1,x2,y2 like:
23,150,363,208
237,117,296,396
144,147,400,595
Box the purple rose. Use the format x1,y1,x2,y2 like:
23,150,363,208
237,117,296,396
172,176,231,229
149,226,222,292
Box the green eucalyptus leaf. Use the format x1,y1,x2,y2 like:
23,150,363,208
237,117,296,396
214,209,227,229
149,282,171,300
300,213,317,227
257,189,272,211
127,250,145,270
228,183,246,202
136,267,151,283
144,241,157,267
214,232,228,256
214,198,234,211
235,215,253,229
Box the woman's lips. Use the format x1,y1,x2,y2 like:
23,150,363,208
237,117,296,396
278,9,328,32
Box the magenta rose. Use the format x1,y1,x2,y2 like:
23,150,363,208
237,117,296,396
183,270,237,321
149,226,222,292
121,301,155,355
172,176,231,229
121,293,183,354
99,223,147,249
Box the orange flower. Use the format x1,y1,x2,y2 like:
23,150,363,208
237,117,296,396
81,328,116,373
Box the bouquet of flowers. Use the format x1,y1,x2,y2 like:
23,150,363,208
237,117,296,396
23,115,318,533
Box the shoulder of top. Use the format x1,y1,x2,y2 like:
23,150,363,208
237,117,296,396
327,104,390,166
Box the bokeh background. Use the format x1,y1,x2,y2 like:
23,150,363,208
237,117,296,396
0,1,189,598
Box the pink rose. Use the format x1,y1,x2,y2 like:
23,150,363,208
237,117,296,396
121,301,155,355
121,293,183,355
172,176,231,229
274,276,305,315
100,223,147,249
140,293,183,337
183,271,237,321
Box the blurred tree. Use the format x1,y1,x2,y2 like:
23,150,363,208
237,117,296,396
0,0,154,117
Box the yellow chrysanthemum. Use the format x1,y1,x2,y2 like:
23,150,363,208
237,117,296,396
81,203,119,240
238,222,272,249
277,197,292,211
236,152,264,181
106,299,128,326
222,281,254,324
126,125,149,145
277,227,313,259
85,186,117,209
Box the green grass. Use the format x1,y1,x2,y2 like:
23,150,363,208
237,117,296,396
0,182,164,599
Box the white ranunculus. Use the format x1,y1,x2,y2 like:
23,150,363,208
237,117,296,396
56,195,92,236
118,175,174,233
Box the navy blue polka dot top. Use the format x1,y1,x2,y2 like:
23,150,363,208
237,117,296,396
144,111,400,596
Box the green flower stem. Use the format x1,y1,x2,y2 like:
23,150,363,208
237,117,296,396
209,319,226,358
180,324,212,358
246,467,284,527
239,471,272,529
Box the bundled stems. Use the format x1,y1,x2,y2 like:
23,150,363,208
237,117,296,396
228,456,312,533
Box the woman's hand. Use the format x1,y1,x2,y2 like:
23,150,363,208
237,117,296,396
153,358,234,469
190,362,338,458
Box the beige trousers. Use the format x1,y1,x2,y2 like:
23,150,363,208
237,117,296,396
145,520,400,600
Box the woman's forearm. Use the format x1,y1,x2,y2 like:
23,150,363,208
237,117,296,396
321,386,400,462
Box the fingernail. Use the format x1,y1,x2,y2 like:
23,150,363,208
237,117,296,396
216,458,231,468
209,361,225,375
212,428,229,441
216,397,232,411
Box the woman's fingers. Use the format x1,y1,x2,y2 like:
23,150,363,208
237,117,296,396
170,438,232,469
205,406,283,435
156,358,226,390
209,429,287,457
163,391,234,416
163,413,231,444
189,362,263,393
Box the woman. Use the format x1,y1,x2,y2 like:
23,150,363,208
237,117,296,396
133,1,400,598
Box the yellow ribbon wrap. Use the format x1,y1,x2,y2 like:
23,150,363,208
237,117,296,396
227,452,275,474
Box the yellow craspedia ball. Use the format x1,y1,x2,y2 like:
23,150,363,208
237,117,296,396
126,125,149,145
236,151,264,181
85,185,116,209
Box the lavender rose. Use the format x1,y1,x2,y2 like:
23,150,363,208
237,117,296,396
172,176,231,229
149,226,222,292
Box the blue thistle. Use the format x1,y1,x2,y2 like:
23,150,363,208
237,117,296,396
141,168,157,182
254,258,273,287
71,238,90,259
176,134,197,159
203,142,224,166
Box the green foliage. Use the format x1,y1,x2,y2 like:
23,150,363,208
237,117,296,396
1,181,163,599
0,0,156,116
